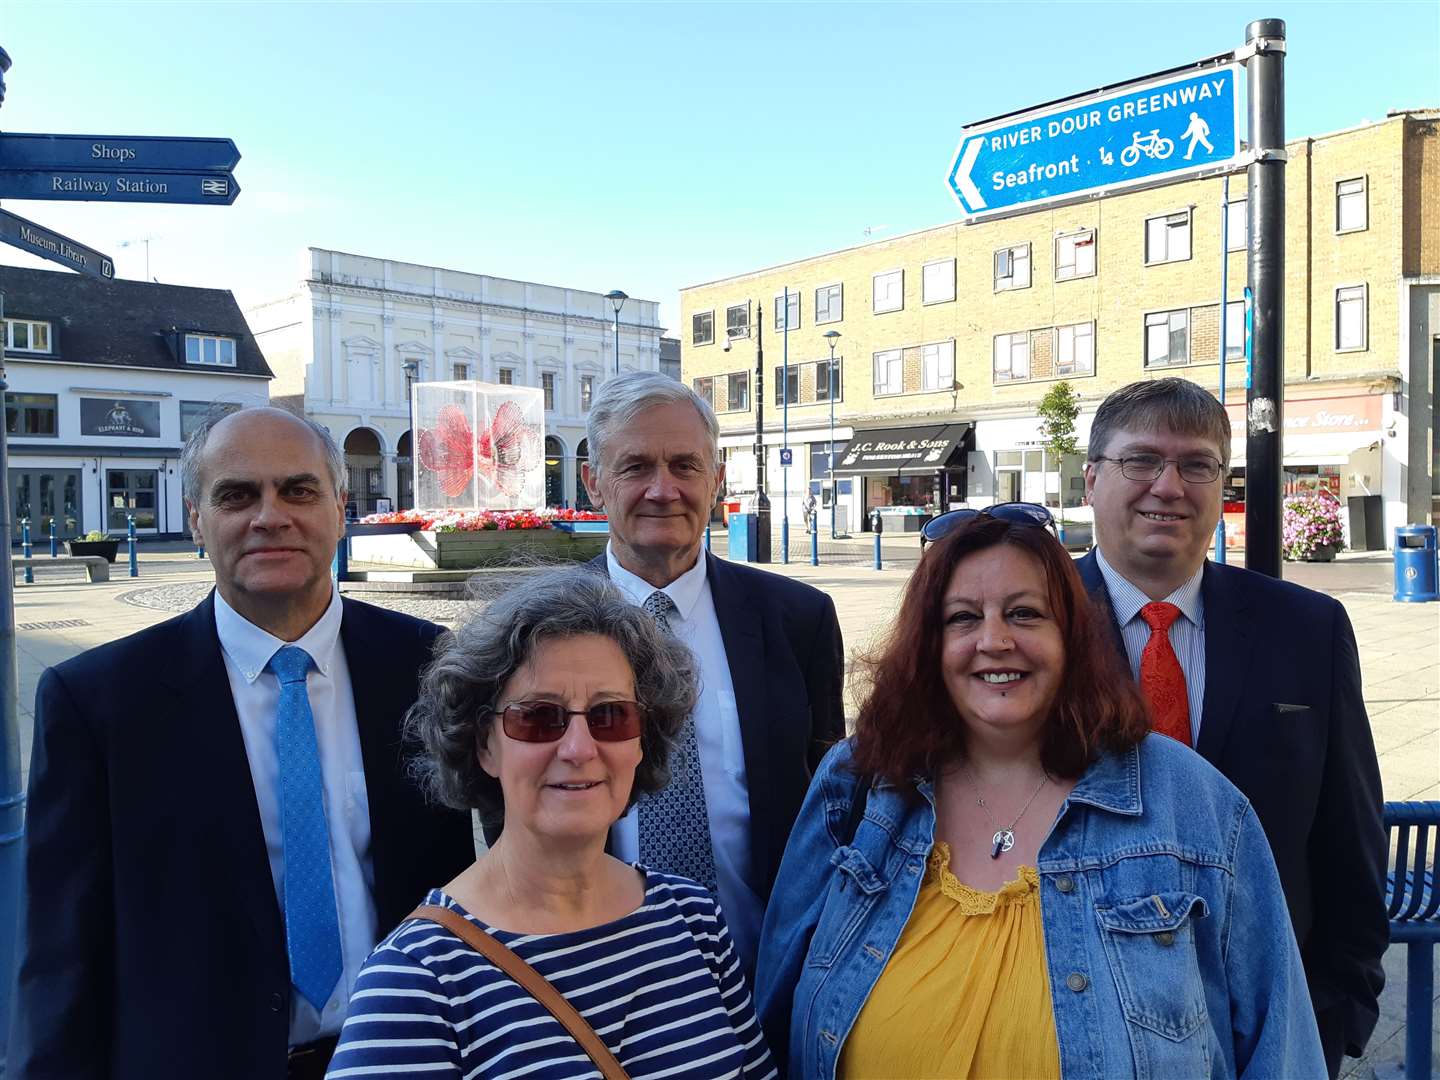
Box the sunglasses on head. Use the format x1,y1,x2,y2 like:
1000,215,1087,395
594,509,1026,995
920,502,1056,546
490,700,646,743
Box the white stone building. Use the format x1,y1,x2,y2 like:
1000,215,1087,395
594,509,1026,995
247,248,663,513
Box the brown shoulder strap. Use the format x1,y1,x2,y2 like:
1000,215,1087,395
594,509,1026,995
408,904,630,1080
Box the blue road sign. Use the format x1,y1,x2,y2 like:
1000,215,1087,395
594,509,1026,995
0,209,114,278
0,133,240,173
0,169,239,205
948,64,1242,221
780,448,794,466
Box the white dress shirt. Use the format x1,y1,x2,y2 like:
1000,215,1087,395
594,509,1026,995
214,586,376,1045
1094,548,1208,743
605,545,764,972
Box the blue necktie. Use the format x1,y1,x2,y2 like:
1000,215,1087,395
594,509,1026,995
268,645,343,1013
637,591,718,893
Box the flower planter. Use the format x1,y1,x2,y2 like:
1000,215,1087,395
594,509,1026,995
1303,543,1338,563
429,529,605,568
67,539,120,563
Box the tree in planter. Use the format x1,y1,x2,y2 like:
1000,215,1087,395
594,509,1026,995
1036,381,1080,528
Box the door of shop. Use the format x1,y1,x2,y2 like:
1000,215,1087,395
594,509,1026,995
9,469,83,541
106,469,159,532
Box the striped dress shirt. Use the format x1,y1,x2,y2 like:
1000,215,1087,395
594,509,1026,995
328,871,777,1078
1093,549,1208,744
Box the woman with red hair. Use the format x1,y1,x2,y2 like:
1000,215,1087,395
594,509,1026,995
755,506,1323,1079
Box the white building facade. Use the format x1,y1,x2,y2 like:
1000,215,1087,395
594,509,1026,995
247,248,664,514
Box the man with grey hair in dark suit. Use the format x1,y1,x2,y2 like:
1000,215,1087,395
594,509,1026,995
11,406,474,1080
578,371,845,977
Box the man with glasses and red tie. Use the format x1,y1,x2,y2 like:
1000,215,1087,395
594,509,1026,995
10,408,475,1080
1073,377,1386,1078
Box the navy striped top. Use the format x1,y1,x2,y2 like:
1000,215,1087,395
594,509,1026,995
327,869,777,1079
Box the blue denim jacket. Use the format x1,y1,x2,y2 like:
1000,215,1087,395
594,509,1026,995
755,735,1325,1079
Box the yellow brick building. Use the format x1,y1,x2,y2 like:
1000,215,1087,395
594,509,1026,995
680,110,1439,548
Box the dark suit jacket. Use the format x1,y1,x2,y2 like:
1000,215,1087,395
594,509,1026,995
586,550,847,899
9,594,477,1080
1078,552,1387,1065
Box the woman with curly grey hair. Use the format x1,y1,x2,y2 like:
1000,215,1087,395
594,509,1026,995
329,568,777,1079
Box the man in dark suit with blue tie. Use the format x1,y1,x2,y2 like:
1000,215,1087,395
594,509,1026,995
577,372,846,977
1076,378,1386,1077
10,407,475,1079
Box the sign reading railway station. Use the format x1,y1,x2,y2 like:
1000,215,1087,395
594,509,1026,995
947,63,1243,221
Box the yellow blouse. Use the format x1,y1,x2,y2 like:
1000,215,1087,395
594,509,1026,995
837,842,1061,1080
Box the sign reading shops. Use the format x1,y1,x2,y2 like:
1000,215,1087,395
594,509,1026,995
80,398,160,438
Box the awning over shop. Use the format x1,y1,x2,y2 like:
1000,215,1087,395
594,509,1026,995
1229,429,1382,467
833,423,971,475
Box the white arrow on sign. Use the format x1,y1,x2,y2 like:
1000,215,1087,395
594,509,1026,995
952,136,985,211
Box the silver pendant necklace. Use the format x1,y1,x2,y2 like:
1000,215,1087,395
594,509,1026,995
959,763,1051,860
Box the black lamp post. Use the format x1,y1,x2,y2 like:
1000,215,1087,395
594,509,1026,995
401,359,418,510
604,290,628,375
824,330,841,538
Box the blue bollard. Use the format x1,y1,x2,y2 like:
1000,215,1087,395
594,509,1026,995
197,545,206,559
781,517,789,565
48,520,57,558
810,517,819,566
705,522,711,553
874,531,883,571
127,516,138,578
331,530,350,581
21,519,33,583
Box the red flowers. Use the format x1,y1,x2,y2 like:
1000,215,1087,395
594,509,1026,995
361,507,607,532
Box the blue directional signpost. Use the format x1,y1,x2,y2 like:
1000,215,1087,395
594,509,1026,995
0,132,241,204
947,64,1242,221
0,209,114,278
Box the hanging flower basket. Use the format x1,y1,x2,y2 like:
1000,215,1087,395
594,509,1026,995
1282,492,1345,562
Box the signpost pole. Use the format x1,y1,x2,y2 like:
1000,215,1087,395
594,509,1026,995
752,300,770,563
1215,172,1230,565
1243,18,1286,579
781,288,789,565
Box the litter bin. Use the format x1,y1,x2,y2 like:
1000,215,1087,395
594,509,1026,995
1393,525,1438,603
729,513,758,562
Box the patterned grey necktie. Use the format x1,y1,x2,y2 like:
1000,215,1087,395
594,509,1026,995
637,590,718,893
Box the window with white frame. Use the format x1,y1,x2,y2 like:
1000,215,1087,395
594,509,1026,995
4,319,52,353
1225,198,1247,251
814,358,841,402
774,364,800,407
541,371,556,410
692,311,714,346
1224,300,1245,359
692,376,714,408
184,333,237,367
726,371,749,412
993,244,1031,291
921,340,955,391
725,303,750,339
922,258,955,304
580,374,594,412
1055,322,1095,376
872,269,904,314
774,292,800,331
992,333,1030,382
815,283,843,324
1145,211,1192,264
1054,230,1096,281
498,367,515,385
452,362,470,381
873,349,903,395
1336,177,1368,233
1144,309,1189,367
1335,285,1367,350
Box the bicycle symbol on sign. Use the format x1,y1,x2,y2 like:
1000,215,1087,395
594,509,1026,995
1120,129,1175,168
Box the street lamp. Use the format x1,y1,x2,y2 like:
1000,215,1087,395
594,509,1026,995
824,330,841,539
401,359,418,510
604,290,628,375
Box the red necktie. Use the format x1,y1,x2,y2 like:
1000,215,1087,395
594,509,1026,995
1139,602,1192,746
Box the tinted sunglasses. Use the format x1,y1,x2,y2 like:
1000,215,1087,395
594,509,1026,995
490,700,646,743
920,502,1056,546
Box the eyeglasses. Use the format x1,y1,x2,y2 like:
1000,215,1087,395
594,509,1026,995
920,502,1055,546
490,700,645,743
1090,454,1223,484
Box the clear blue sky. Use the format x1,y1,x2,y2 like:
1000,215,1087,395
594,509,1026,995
2,1,1435,329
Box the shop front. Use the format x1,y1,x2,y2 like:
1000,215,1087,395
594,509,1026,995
832,422,972,532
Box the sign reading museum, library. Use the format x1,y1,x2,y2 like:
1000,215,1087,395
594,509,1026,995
947,64,1243,221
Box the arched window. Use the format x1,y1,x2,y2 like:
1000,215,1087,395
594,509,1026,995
544,436,564,508
575,439,591,510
